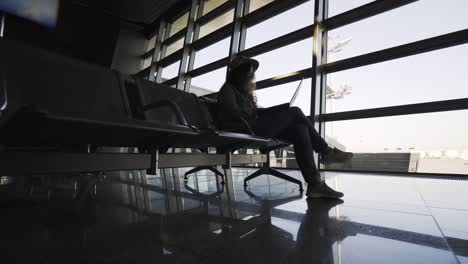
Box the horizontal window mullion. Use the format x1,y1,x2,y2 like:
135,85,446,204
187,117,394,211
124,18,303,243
320,97,468,122
195,67,313,97
255,68,312,90
138,66,151,78
163,29,187,45
322,29,468,74
240,24,314,58
168,8,191,24
242,0,308,28
142,20,160,39
191,23,233,51
142,48,155,59
187,57,229,78
157,50,183,67
324,0,418,31
162,77,178,86
196,0,235,26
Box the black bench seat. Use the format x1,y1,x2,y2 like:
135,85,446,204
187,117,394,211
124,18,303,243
125,77,301,190
0,39,301,193
0,107,198,147
0,39,268,150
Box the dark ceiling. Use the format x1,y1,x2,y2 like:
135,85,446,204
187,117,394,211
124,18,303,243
71,0,187,25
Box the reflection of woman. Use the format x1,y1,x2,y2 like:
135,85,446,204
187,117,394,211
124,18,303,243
217,56,353,199
289,199,347,263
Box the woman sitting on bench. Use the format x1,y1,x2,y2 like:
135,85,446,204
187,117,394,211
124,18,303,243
217,56,353,199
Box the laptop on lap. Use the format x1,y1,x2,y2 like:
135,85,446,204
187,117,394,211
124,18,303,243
258,78,304,113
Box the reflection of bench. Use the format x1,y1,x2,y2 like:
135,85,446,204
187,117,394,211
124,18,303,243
0,39,302,193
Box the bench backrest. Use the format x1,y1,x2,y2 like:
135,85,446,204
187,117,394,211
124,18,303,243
0,39,127,125
127,78,216,130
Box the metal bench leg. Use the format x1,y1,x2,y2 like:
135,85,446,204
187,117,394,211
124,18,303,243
243,167,268,186
269,168,303,192
243,150,303,192
243,167,303,191
184,166,224,184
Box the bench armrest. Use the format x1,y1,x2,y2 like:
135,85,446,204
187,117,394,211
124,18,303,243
240,117,255,135
143,100,189,126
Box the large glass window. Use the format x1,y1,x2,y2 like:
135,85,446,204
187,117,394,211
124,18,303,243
202,0,229,16
137,0,468,176
199,9,234,38
190,67,227,95
169,12,189,37
327,0,468,62
253,38,313,81
323,110,468,174
256,79,312,116
141,35,157,70
161,61,181,81
321,0,468,176
193,37,231,68
245,1,314,48
249,0,275,13
325,44,468,113
164,37,184,57
328,0,375,17
142,57,152,69
146,35,157,52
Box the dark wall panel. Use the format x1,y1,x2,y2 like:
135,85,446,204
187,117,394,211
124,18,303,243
3,2,120,67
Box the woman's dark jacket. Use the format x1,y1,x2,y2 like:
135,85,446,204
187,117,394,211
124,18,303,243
216,82,258,132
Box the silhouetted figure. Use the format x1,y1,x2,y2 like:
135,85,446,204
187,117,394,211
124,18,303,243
217,56,353,199
286,199,344,263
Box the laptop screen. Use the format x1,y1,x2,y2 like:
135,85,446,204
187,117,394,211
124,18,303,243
290,78,304,105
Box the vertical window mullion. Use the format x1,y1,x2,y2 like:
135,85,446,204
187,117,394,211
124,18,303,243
312,0,327,167
227,0,245,78
177,0,198,90
185,0,205,92
320,0,329,138
156,21,172,83
239,0,250,51
149,20,167,82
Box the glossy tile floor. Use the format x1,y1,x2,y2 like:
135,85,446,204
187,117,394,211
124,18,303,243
1,168,468,263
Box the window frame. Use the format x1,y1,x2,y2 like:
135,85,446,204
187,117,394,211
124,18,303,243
138,0,468,176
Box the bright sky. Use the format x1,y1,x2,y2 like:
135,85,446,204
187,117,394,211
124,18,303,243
187,0,468,153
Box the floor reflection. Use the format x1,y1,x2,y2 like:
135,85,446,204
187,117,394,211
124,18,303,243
0,168,467,263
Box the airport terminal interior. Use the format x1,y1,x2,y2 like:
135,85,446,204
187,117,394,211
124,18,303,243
0,0,467,263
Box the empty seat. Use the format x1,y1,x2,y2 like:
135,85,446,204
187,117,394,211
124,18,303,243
121,77,270,150
0,39,197,147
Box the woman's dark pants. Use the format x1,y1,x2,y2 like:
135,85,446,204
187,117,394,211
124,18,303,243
254,107,328,185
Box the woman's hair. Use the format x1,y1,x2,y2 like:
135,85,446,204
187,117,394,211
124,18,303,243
227,63,257,106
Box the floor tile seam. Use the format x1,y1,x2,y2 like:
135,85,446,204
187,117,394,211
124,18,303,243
427,206,468,212
341,204,432,217
430,212,462,264
423,197,468,203
415,183,462,264
343,198,430,208
345,200,427,208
